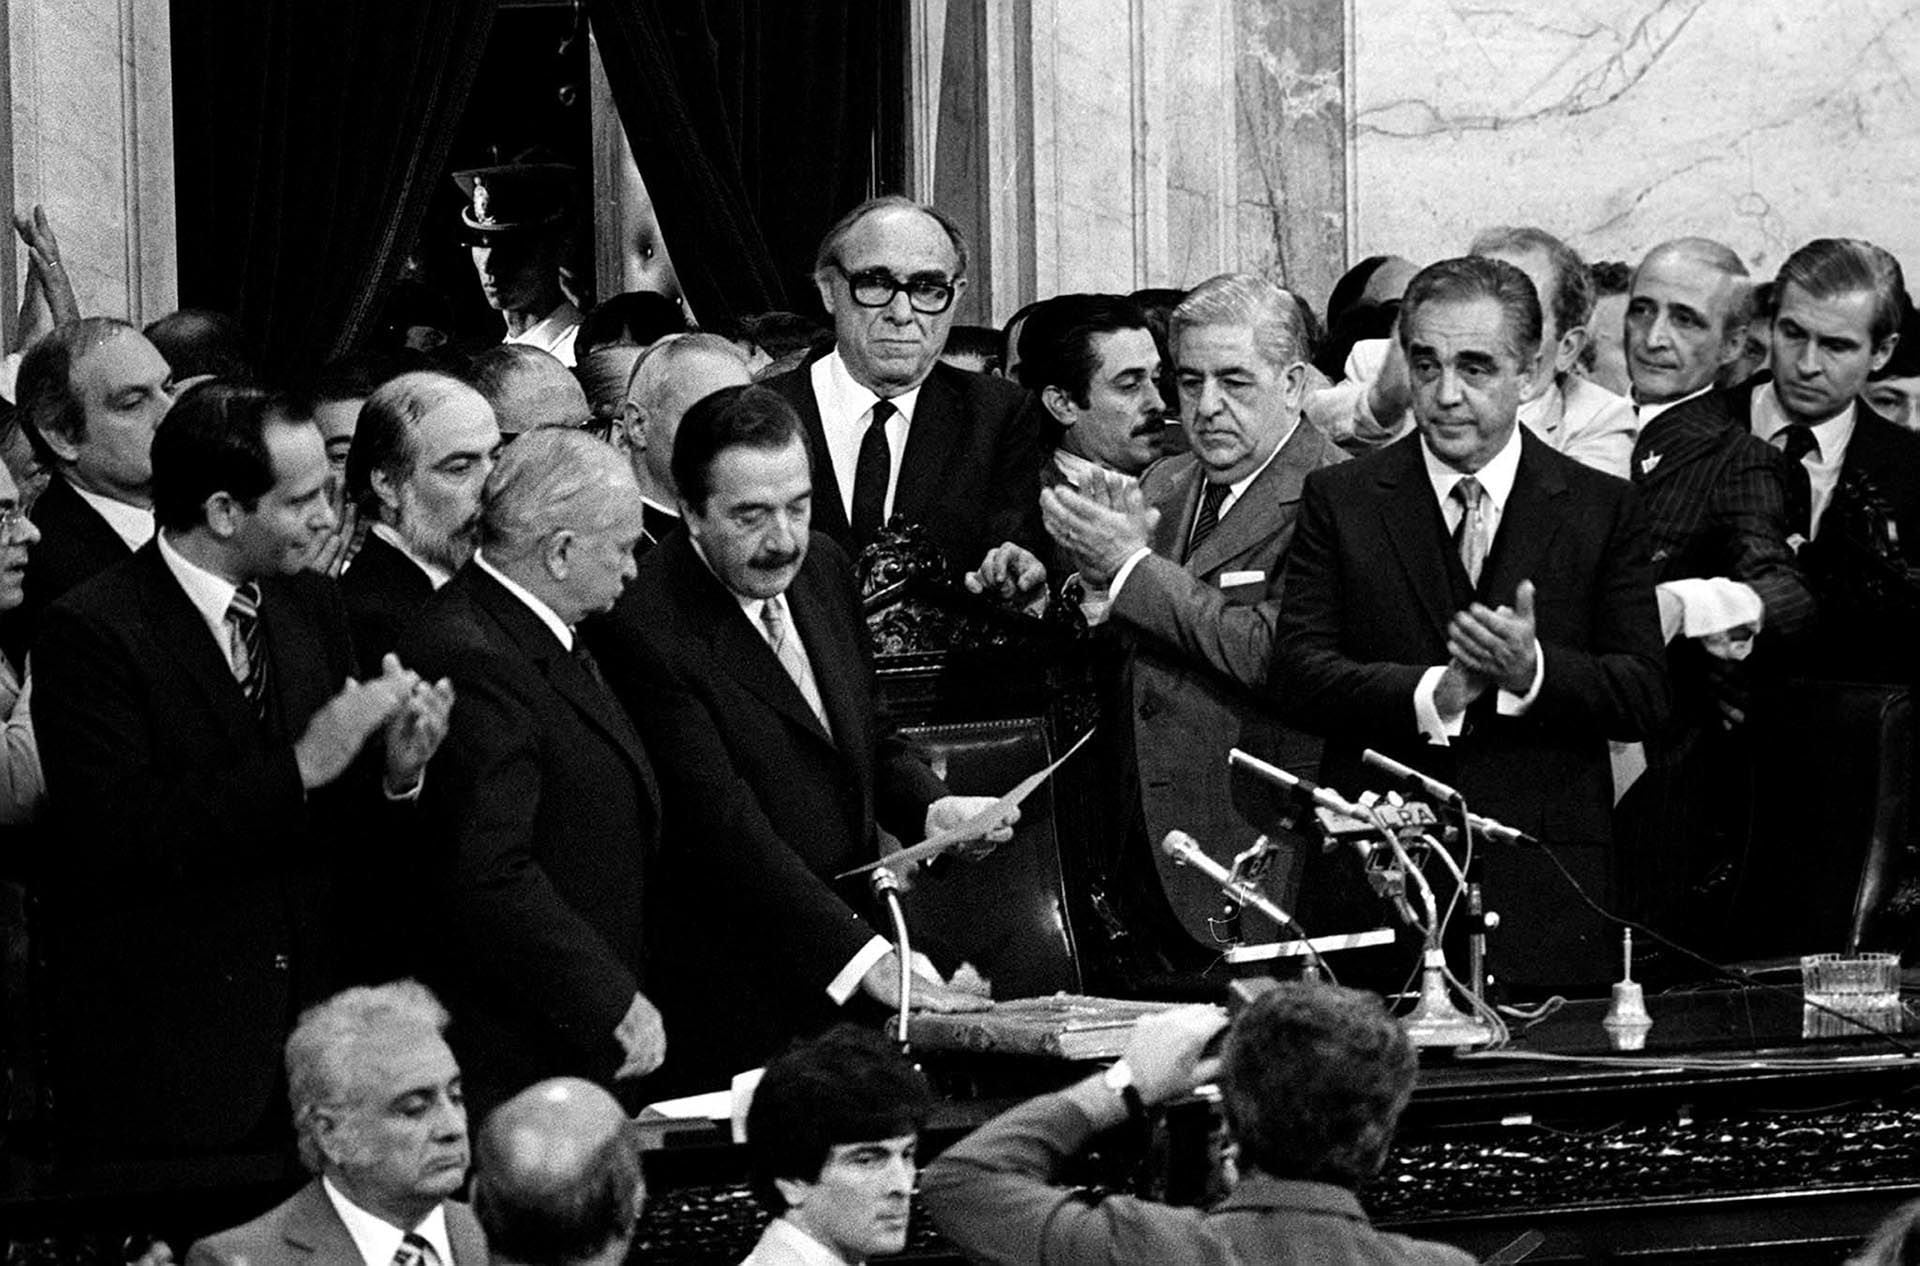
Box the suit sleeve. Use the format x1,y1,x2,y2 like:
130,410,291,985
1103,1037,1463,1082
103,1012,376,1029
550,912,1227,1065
33,601,309,878
1716,441,1817,644
1524,483,1670,741
1110,552,1281,690
423,655,638,1067
1271,474,1431,740
983,392,1049,560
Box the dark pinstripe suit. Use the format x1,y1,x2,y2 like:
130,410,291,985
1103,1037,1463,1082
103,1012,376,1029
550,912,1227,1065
1618,387,1815,940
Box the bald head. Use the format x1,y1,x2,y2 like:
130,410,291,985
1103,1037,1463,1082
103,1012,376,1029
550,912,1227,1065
473,1079,643,1266
471,344,591,435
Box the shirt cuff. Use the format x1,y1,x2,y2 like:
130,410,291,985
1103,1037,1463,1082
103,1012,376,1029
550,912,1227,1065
1414,665,1463,745
1105,547,1154,606
826,937,942,1006
1495,640,1545,715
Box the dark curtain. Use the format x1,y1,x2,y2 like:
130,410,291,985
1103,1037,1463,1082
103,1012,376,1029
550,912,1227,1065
589,1,903,327
171,0,499,374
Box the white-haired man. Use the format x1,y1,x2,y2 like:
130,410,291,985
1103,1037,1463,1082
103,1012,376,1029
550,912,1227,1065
187,981,487,1266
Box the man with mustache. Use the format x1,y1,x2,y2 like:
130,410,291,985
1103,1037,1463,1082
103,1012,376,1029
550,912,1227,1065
342,371,502,674
1019,293,1174,487
593,384,1009,1083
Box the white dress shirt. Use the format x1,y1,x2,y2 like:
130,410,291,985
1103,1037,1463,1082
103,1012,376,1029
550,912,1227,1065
1751,381,1854,538
1411,426,1545,743
810,351,922,525
1632,383,1713,427
740,1215,854,1266
156,531,243,672
72,484,154,551
503,300,583,367
322,1177,455,1266
474,549,573,650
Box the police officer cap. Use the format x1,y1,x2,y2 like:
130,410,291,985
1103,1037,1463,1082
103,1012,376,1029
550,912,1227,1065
452,161,578,238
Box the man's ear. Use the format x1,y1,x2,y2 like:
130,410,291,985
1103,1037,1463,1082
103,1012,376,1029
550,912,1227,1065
1717,318,1751,371
1040,385,1076,427
1871,331,1900,378
1280,361,1310,412
620,402,647,454
311,1105,353,1169
813,270,838,318
37,425,81,466
202,491,242,540
367,465,404,519
773,1176,810,1212
1552,325,1587,378
544,529,575,581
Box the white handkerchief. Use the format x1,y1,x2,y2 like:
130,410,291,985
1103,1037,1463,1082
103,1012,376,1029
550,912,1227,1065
1218,570,1265,586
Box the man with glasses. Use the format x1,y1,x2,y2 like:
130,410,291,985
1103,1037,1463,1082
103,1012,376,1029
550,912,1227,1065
764,196,1045,569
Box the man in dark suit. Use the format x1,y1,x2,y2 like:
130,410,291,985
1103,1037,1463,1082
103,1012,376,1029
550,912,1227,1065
33,382,451,1158
762,195,1045,568
399,426,663,1117
593,385,1008,1082
340,371,501,673
616,332,751,552
1616,238,1815,941
1274,256,1668,991
10,318,174,657
1012,275,1345,955
188,981,487,1266
1737,237,1920,682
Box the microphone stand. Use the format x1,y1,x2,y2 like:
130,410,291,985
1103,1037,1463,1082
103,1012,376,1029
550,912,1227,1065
1161,831,1334,981
870,866,913,1054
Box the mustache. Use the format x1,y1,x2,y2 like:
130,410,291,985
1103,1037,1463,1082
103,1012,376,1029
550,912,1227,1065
751,548,802,570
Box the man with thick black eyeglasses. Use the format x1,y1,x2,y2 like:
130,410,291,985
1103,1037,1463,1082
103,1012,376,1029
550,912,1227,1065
763,195,1045,570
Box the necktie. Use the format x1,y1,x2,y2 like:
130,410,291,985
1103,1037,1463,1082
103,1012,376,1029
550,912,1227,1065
759,595,832,737
226,582,270,719
850,400,897,549
571,639,607,691
1451,476,1490,586
1779,423,1821,466
1186,481,1231,560
391,1232,439,1266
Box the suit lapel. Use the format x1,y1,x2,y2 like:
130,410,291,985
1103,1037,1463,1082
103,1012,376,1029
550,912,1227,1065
782,370,853,543
282,1179,358,1258
893,366,964,529
1371,436,1460,642
131,545,260,736
786,556,867,770
1144,457,1202,560
1185,421,1321,576
1479,430,1567,605
44,475,136,562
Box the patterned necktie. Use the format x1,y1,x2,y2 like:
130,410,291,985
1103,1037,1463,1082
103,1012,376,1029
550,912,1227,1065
1451,476,1490,586
1779,423,1821,466
226,582,270,719
391,1232,439,1266
759,595,832,736
1186,481,1231,560
850,399,897,549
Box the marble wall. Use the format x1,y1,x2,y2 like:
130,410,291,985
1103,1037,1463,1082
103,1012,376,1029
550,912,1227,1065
1351,0,1920,277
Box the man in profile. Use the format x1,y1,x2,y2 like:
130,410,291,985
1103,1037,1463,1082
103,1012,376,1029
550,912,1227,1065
469,344,592,437
616,332,753,550
763,195,1044,566
923,983,1474,1263
455,158,584,366
472,1078,646,1266
341,371,501,671
188,981,487,1266
1017,293,1171,486
742,1025,934,1266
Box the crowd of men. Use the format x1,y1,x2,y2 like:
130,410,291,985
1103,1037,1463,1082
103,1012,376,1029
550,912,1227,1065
1,157,1919,1261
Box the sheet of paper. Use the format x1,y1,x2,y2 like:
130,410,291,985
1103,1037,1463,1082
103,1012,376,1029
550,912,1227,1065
836,726,1095,879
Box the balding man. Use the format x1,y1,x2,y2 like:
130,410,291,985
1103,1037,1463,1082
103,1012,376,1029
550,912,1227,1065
187,981,486,1266
470,344,592,437
617,332,753,549
341,371,501,673
399,428,664,1116
763,195,1044,568
472,1078,644,1266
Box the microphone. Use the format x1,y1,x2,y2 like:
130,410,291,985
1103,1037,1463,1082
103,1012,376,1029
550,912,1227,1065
1362,748,1463,805
1161,830,1299,930
1358,749,1540,847
1227,749,1371,820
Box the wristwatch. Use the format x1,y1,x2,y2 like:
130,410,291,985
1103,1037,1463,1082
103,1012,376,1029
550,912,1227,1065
1103,1059,1148,1124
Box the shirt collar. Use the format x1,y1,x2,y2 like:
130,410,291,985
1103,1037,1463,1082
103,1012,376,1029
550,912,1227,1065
639,493,681,521
818,349,924,430
368,523,452,589
1633,383,1712,425
474,549,573,651
686,534,782,629
70,484,154,551
1752,380,1857,451
321,1176,454,1266
754,1216,857,1265
1421,421,1523,513
156,530,240,636
1219,417,1297,504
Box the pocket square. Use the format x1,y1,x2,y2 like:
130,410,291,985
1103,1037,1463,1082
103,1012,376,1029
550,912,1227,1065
1218,569,1265,586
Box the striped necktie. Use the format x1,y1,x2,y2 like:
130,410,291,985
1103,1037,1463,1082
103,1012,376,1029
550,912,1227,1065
1451,476,1489,586
760,595,832,737
226,582,270,719
1186,481,1230,560
391,1231,439,1266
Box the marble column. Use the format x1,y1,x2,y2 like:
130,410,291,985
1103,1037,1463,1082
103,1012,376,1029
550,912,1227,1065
4,0,176,340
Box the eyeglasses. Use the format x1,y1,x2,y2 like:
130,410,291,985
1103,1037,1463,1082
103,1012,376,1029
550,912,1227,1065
834,266,957,315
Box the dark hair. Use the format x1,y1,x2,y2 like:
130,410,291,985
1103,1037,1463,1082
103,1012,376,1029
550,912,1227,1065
142,309,257,384
16,317,142,462
999,299,1049,375
1325,256,1397,331
670,383,807,514
473,1122,645,1265
1020,294,1152,404
1315,299,1399,382
724,311,827,362
1399,256,1543,364
290,349,422,414
1588,260,1631,298
1221,982,1417,1189
940,324,1002,373
1775,238,1909,346
1128,287,1187,372
1872,298,1920,382
813,195,969,282
577,290,688,357
1469,225,1594,341
345,371,489,518
151,381,288,533
747,1025,931,1214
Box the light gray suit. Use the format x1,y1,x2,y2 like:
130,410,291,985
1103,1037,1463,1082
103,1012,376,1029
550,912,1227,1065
1107,419,1346,945
186,1179,488,1266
